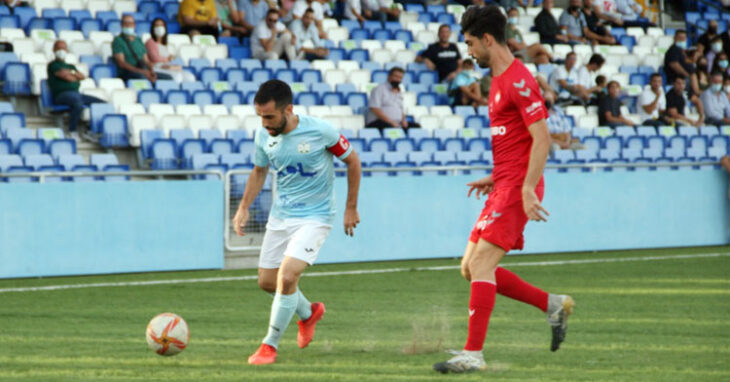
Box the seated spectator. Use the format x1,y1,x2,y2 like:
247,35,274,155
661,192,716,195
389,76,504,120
291,0,326,38
665,77,703,127
711,51,730,79
585,0,624,27
251,9,297,61
701,72,730,126
575,53,605,103
145,18,197,83
536,0,570,45
559,0,590,45
178,0,221,37
613,0,653,27
707,35,724,70
415,25,461,83
344,0,364,23
449,59,488,107
544,92,584,152
725,77,730,102
691,57,711,97
638,73,670,127
549,52,582,104
698,20,720,57
499,0,533,8
239,0,270,31
113,16,174,83
664,29,691,85
366,67,420,131
289,8,328,61
593,74,607,105
599,81,635,127
214,0,251,37
47,40,105,137
581,0,617,44
362,0,400,23
505,8,552,64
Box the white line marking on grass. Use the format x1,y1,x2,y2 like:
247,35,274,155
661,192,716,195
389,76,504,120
0,252,727,294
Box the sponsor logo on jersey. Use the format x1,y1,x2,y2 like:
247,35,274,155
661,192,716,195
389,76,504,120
525,100,543,115
277,163,316,178
297,142,311,154
490,125,507,136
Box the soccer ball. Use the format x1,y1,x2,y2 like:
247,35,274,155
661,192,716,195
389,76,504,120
145,313,190,356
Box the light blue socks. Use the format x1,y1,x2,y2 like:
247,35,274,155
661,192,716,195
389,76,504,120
262,292,298,349
267,288,312,320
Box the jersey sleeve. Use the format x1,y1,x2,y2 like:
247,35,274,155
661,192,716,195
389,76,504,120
253,129,269,167
322,122,353,160
511,71,548,128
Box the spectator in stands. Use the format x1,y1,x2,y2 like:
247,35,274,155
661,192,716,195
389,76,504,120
362,0,400,23
711,52,730,79
415,25,461,83
479,71,492,99
214,0,251,37
585,0,624,27
289,8,328,60
291,0,327,38
599,81,635,127
725,77,730,102
613,0,643,22
575,53,605,103
698,20,720,57
707,35,724,71
550,52,582,104
239,0,271,31
146,19,197,83
2,0,29,11
449,59,488,107
113,16,174,83
47,40,105,136
559,0,590,45
505,8,552,64
498,0,533,9
535,0,570,45
251,9,297,61
544,92,583,152
638,73,669,127
594,74,607,104
366,67,420,131
581,0,617,44
344,0,365,23
666,77,703,127
701,72,730,126
179,0,221,37
691,57,711,97
664,30,691,85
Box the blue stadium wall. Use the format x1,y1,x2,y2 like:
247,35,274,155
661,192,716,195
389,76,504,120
319,169,730,263
0,180,223,278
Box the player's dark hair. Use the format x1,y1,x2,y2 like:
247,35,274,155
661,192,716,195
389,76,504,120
388,66,405,76
650,73,662,80
254,80,293,109
460,5,506,45
588,54,604,66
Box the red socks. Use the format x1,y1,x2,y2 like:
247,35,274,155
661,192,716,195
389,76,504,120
495,267,548,312
464,280,496,351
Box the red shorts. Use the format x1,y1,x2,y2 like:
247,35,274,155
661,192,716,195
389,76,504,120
469,186,545,251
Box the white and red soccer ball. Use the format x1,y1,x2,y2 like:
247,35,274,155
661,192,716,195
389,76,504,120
145,313,190,356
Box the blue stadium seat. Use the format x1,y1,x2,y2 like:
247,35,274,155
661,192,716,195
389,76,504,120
599,148,620,161
250,68,273,84
322,92,343,106
467,138,490,152
224,130,248,146
310,82,332,98
392,138,416,153
646,135,666,151
622,148,642,161
57,154,86,171
336,83,357,98
667,135,687,151
359,151,383,165
138,89,163,108
229,46,251,59
0,15,19,29
239,58,262,73
418,137,441,153
604,136,623,151
13,6,35,29
417,93,439,107
199,67,222,85
465,115,487,129
139,1,161,16
47,139,76,159
166,89,190,106
2,62,31,95
224,68,247,83
90,64,116,82
372,29,392,42
619,35,636,51
140,130,164,159
52,17,76,35
274,68,296,83
100,114,129,148
263,59,288,72
89,103,115,134
418,71,439,86
368,138,391,153
210,138,234,156
348,48,369,62
27,17,51,32
327,48,346,62
0,112,25,134
199,129,223,147
237,139,255,156
582,136,601,151
625,135,645,150
180,81,205,94
0,139,10,155
297,69,320,85
80,18,102,38
346,93,367,114
350,28,369,41
151,139,179,169
553,150,575,163
347,138,366,154
155,79,179,95
188,58,211,76
24,154,54,170
371,69,388,84
218,91,244,110
296,92,319,106
192,90,215,107
358,128,381,141
433,128,455,142
179,138,205,168
709,135,728,151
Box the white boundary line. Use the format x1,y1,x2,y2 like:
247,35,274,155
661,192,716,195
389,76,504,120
0,252,727,294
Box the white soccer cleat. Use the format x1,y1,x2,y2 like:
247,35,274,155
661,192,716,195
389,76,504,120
432,350,487,374
547,294,575,352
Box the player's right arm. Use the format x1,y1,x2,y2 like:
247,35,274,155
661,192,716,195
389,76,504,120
233,165,268,236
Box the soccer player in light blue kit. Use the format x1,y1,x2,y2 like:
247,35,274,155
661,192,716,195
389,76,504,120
232,80,362,365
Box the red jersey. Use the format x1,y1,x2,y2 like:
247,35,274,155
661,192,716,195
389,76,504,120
488,59,548,188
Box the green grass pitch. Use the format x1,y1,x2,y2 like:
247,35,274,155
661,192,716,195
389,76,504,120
0,246,728,381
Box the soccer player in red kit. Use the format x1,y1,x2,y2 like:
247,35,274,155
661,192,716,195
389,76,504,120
433,5,575,374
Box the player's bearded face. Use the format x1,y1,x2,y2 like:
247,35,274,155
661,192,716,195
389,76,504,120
268,112,287,136
466,33,490,68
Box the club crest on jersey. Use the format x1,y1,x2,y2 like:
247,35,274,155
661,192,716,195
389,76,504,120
297,142,311,154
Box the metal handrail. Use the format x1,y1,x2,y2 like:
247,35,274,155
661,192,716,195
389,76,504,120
0,169,225,182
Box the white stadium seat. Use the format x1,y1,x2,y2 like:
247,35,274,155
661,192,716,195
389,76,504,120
113,0,137,15
323,69,347,87
159,114,186,137
336,60,360,73
215,115,241,134
119,104,146,119
130,114,157,147
330,105,353,116
441,115,464,130
70,41,96,57
311,59,335,72
341,115,365,130
177,45,201,65
187,115,213,134
203,105,230,121
230,105,256,118
111,89,138,109
175,105,202,122
204,45,228,62
578,115,599,129
418,115,441,130
148,104,175,121
370,49,393,64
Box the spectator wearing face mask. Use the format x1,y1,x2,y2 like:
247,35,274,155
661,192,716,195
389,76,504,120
47,40,105,137
145,18,197,83
691,57,712,98
113,16,174,82
701,72,730,126
504,8,552,64
711,52,730,79
366,67,420,132
664,30,691,85
698,20,720,57
706,35,724,71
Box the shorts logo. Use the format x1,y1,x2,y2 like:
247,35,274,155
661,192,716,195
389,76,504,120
297,142,311,154
490,126,507,136
469,309,475,316
304,248,314,253
475,211,502,230
525,101,543,115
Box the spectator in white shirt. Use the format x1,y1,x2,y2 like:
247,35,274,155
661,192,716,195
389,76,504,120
289,8,328,60
362,0,400,23
251,9,297,61
290,0,326,38
575,53,605,103
344,0,364,22
549,52,582,104
638,73,670,127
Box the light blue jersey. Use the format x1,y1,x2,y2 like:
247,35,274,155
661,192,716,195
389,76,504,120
254,115,352,224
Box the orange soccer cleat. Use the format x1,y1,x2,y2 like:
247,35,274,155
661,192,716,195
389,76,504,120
297,302,326,348
247,343,277,365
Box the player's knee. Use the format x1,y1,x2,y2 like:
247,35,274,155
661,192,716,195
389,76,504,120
278,272,299,292
258,278,276,293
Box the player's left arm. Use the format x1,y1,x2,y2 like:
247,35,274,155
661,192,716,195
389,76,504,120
523,119,550,222
326,132,361,237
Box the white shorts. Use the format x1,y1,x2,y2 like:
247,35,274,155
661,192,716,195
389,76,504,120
258,217,332,269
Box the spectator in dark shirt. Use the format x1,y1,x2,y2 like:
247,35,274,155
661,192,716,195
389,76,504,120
505,7,552,64
698,20,719,57
598,81,635,127
580,0,617,45
535,0,570,45
665,77,703,127
47,40,105,136
415,24,461,82
664,30,691,85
